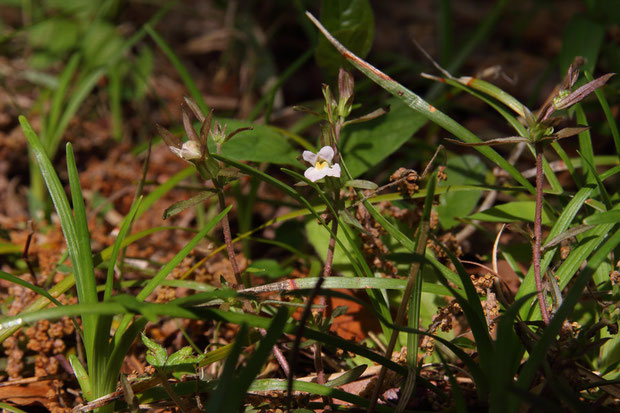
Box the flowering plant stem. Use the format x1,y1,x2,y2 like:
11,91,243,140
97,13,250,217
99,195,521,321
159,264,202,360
533,143,551,325
214,179,243,288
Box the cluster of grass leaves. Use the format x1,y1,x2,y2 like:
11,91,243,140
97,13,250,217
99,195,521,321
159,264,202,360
1,1,619,412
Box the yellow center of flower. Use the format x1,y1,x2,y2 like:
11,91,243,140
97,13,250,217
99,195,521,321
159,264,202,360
315,160,328,170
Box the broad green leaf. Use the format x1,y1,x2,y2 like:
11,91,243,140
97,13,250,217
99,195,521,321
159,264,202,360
469,201,554,226
208,119,298,165
315,0,375,74
559,16,605,74
341,98,427,177
436,154,487,228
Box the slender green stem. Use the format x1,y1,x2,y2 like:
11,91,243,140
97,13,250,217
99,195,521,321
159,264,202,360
533,143,551,325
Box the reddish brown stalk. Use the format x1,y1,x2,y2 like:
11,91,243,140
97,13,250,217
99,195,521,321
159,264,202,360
216,185,243,289
533,143,551,325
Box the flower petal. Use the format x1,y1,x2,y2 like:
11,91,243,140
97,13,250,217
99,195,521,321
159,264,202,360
317,146,334,163
179,140,202,160
325,163,341,178
303,150,318,164
304,166,328,182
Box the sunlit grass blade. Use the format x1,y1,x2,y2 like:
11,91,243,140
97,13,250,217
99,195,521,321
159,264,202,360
239,275,451,296
104,196,143,300
69,353,93,401
0,273,75,343
0,270,64,308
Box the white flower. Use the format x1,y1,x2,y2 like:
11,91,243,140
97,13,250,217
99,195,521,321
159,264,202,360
170,140,202,161
303,146,341,182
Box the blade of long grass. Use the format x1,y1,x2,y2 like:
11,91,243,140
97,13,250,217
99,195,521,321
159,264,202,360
22,117,100,354
240,275,451,296
103,317,149,399
104,196,143,300
396,172,437,412
0,403,29,413
0,273,75,343
67,143,114,400
579,153,612,210
145,24,208,115
306,11,534,195
46,53,80,138
0,270,64,308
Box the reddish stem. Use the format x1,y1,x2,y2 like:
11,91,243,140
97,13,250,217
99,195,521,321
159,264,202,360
534,144,551,325
216,186,243,289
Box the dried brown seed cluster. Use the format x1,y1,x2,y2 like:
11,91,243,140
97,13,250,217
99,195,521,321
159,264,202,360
470,273,495,295
427,233,462,262
354,196,398,276
390,167,420,197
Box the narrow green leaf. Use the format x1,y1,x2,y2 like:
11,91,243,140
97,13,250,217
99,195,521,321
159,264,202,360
344,179,378,190
584,210,620,225
469,201,554,225
163,191,215,220
69,354,93,401
145,24,208,115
